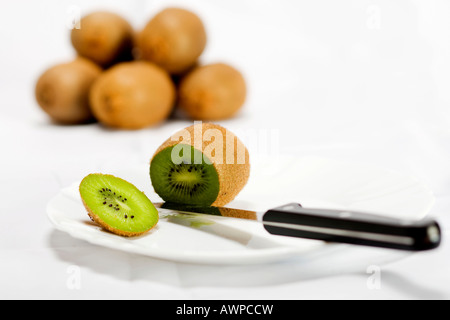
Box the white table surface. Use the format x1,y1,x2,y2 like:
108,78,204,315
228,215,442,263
1,0,450,300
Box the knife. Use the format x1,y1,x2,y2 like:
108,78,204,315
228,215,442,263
155,202,441,251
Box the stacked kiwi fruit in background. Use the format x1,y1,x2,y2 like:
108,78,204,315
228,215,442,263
35,8,247,129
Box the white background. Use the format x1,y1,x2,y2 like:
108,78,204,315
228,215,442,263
1,0,450,299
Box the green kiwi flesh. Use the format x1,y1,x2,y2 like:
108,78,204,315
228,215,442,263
150,144,220,206
79,174,159,237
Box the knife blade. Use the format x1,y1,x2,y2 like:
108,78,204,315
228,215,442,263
155,202,441,251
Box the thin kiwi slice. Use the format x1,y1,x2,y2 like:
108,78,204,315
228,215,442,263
150,144,220,206
79,174,159,237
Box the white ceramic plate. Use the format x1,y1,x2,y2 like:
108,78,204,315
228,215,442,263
46,155,435,265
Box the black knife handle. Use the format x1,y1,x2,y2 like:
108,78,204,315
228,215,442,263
262,203,441,251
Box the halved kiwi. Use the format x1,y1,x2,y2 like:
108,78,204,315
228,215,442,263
150,144,220,206
79,173,159,237
150,123,250,206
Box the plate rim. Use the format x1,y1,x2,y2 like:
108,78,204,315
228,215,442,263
46,156,435,265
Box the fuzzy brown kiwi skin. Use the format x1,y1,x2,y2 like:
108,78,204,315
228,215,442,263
79,174,159,237
151,123,250,207
137,8,207,74
71,11,134,68
178,63,247,121
35,58,102,124
89,61,176,130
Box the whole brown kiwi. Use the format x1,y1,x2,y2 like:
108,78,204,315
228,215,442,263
137,8,207,74
35,58,102,124
178,63,247,120
71,11,134,68
89,61,176,130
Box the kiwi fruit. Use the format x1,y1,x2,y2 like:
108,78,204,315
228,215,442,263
137,8,207,74
35,57,102,124
150,123,250,206
79,173,159,237
178,63,246,120
89,61,176,130
71,11,134,68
